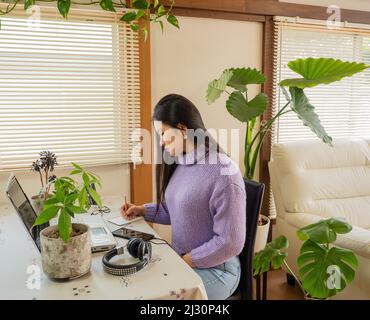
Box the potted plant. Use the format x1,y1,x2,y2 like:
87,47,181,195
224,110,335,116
206,58,369,251
253,218,358,300
33,163,103,280
30,151,58,214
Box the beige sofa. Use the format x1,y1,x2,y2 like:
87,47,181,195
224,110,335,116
269,139,370,299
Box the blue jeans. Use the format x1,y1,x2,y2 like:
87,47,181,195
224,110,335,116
193,256,241,300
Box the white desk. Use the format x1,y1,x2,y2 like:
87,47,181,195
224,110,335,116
0,197,207,300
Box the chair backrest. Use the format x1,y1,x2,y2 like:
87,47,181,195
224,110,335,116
237,178,265,300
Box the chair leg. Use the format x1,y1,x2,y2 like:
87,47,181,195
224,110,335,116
262,272,267,300
255,275,261,300
286,273,296,286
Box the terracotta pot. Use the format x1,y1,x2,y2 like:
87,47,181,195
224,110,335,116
40,223,91,280
254,215,270,253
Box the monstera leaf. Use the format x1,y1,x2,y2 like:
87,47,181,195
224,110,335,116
289,87,333,145
279,58,369,89
206,70,233,104
298,240,358,299
226,92,268,122
228,68,266,92
253,235,288,276
297,218,352,244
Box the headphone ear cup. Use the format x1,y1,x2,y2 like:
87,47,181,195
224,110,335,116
137,241,145,260
127,238,141,258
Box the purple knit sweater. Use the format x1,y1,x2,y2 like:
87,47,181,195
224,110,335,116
144,147,246,269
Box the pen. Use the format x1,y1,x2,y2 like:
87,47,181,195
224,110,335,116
124,196,128,211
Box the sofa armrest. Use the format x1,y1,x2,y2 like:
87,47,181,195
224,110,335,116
284,213,370,259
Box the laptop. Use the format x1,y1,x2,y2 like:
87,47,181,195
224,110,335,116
5,175,48,252
5,175,116,253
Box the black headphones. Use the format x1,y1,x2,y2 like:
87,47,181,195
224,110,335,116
102,238,152,276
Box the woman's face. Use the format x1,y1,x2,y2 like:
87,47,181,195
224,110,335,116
153,120,186,157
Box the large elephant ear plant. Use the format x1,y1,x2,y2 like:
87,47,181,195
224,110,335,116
253,218,358,299
206,58,369,180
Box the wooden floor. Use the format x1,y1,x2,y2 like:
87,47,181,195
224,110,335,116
255,268,305,300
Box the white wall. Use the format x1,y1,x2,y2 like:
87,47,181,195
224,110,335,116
280,0,370,11
150,16,263,240
151,16,263,173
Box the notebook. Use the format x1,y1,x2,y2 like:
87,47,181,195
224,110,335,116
108,216,143,226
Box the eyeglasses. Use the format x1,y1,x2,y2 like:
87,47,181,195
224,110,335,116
90,205,111,216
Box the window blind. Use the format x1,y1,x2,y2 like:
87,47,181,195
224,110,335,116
0,5,141,171
268,17,370,218
272,17,370,144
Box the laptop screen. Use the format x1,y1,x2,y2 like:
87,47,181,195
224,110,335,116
5,176,48,252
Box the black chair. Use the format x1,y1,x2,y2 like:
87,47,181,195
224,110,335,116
228,178,265,300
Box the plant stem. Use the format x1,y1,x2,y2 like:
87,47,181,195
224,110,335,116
283,260,306,296
0,0,20,15
244,100,292,179
38,171,44,189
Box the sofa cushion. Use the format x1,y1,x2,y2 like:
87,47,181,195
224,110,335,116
272,139,370,229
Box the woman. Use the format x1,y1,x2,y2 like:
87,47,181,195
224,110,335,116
120,94,246,300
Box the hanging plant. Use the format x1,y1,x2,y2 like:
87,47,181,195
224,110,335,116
0,0,179,39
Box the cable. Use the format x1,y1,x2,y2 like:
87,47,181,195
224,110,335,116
149,237,173,250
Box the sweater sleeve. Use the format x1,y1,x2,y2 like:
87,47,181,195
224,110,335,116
190,183,246,268
144,202,171,225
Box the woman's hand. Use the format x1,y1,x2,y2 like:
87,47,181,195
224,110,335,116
120,202,146,220
182,253,194,268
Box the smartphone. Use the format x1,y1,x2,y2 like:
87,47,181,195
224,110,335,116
112,227,154,241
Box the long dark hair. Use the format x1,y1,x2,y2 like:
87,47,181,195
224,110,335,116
153,94,221,209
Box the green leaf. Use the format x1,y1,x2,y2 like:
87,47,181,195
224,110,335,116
78,187,87,209
206,70,233,104
136,9,146,19
280,86,291,102
228,68,266,92
99,0,116,12
70,169,81,175
133,0,148,9
65,207,75,218
226,92,268,122
65,193,79,205
289,87,332,145
157,5,166,17
33,206,60,226
253,235,288,276
55,187,65,202
66,205,86,214
279,58,369,89
166,14,179,29
24,0,35,10
328,218,353,234
130,23,139,32
57,0,71,19
157,20,164,33
87,186,102,208
58,209,72,243
82,172,90,186
298,240,358,298
121,11,137,22
153,0,159,8
71,162,82,171
297,218,352,244
44,197,61,205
